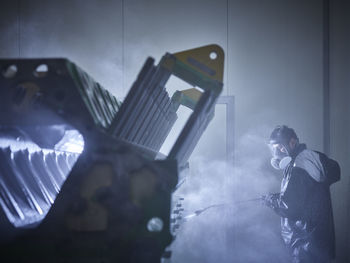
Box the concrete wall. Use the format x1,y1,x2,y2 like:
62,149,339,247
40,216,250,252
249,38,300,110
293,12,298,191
228,0,324,151
0,0,349,261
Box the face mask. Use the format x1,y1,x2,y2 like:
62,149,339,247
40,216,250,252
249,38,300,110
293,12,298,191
270,157,281,170
270,156,292,170
269,141,292,170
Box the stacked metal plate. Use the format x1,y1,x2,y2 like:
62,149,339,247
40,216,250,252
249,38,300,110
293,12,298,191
109,58,177,153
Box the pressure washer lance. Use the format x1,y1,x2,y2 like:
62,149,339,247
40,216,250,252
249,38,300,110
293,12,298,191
182,197,264,221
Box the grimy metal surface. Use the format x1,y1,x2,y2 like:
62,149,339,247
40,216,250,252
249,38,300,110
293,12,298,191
0,44,224,262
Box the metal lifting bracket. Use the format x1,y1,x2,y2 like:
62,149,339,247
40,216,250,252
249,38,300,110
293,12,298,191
165,44,224,166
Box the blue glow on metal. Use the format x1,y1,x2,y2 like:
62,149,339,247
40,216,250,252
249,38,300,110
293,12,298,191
54,130,84,154
0,130,84,228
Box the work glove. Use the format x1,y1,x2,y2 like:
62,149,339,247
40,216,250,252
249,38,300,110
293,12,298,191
261,193,280,209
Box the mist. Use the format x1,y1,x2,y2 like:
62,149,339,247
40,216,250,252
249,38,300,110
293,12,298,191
1,0,349,261
168,127,290,263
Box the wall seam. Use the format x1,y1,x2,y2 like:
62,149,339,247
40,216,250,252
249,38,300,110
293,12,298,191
17,0,21,57
323,0,330,155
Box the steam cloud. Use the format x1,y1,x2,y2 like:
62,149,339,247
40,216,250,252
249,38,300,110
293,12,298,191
169,128,291,263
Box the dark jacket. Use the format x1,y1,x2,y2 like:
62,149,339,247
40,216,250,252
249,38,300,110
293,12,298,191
268,144,340,263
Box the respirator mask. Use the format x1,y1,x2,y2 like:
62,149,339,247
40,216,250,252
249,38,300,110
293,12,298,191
269,143,292,170
268,125,299,170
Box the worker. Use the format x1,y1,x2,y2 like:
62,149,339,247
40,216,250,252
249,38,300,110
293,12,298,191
262,125,340,263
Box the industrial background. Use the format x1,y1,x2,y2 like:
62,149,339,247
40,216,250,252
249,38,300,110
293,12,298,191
0,0,349,262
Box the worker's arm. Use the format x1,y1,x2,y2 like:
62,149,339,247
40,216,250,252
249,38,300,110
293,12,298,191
264,167,316,220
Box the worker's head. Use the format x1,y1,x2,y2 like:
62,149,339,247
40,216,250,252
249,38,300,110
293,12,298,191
268,125,299,169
